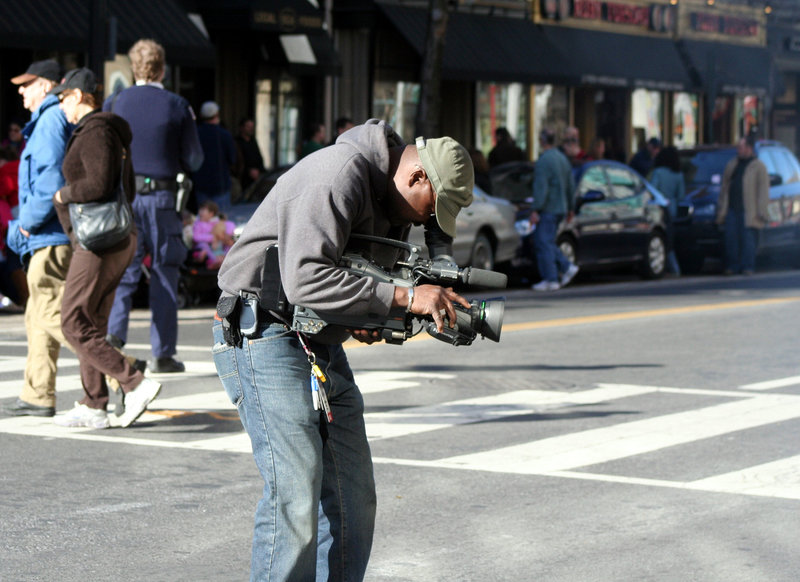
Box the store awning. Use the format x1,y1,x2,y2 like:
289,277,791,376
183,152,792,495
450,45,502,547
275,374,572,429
540,25,694,91
0,0,215,67
377,5,574,85
679,40,774,96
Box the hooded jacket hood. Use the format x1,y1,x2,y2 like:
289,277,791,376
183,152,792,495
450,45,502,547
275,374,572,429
68,111,132,151
334,118,405,201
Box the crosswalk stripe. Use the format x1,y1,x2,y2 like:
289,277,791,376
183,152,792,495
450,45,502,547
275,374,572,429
0,356,81,374
4,371,800,501
740,375,800,391
411,393,800,476
686,454,800,499
365,384,656,440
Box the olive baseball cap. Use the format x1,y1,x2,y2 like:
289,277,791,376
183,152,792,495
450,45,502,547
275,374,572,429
415,136,474,238
11,59,62,85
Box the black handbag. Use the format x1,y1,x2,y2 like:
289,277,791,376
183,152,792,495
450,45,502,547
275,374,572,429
68,150,133,252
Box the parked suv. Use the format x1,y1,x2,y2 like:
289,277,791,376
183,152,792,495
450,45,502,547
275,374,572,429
675,141,800,272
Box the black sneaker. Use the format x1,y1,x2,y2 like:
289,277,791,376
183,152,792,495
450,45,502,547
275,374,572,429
4,398,56,417
149,357,185,373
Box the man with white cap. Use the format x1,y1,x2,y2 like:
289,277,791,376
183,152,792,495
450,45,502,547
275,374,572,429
4,59,74,418
192,100,237,213
213,118,473,581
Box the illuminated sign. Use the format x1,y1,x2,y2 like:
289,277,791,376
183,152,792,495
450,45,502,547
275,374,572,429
690,12,759,38
540,1,676,34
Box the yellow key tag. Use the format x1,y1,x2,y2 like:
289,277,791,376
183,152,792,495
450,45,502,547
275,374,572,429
311,363,327,384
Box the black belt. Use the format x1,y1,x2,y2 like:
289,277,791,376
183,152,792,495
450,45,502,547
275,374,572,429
135,175,178,193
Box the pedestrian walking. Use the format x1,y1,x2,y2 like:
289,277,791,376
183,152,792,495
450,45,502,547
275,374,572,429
50,68,161,428
649,145,685,275
234,118,264,193
213,119,474,581
3,59,75,418
715,134,769,275
103,39,204,374
488,127,525,168
530,128,579,291
192,101,237,214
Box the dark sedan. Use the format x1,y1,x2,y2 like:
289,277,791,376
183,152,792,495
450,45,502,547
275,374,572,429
490,159,671,280
675,141,800,272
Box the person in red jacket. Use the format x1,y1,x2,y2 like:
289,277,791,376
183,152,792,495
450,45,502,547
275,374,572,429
0,146,26,309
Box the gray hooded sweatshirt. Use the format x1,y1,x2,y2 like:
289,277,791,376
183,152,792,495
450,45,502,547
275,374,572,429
218,119,408,343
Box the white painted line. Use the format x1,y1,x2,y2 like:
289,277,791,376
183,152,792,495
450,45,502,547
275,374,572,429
740,375,800,391
356,371,455,395
365,384,657,440
425,393,800,475
0,356,80,374
687,454,800,500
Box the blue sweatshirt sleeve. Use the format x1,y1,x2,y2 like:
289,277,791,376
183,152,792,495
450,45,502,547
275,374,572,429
18,110,69,233
180,105,204,173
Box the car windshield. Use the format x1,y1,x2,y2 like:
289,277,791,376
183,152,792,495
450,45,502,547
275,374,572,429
681,149,735,186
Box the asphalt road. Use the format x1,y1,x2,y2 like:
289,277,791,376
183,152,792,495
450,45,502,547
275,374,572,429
1,270,800,581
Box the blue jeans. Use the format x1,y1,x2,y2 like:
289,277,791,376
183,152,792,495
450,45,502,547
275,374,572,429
723,210,758,273
532,212,571,283
212,321,376,582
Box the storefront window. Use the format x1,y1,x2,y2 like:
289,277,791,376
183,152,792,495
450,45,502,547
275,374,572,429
476,82,528,159
277,79,300,166
255,79,274,169
532,85,568,159
672,92,698,149
372,81,420,144
631,89,662,155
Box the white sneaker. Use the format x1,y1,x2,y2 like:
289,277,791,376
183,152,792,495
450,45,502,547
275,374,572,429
54,402,110,429
560,264,580,287
531,280,561,292
115,378,162,428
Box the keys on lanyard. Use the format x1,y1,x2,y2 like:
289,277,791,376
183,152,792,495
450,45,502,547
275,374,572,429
297,332,333,423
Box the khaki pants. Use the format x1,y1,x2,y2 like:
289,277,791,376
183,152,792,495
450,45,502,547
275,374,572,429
20,245,73,407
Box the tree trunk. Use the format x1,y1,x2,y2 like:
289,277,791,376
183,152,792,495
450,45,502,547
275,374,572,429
415,0,449,138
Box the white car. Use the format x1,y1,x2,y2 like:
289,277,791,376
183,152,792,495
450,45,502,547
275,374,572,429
408,185,520,270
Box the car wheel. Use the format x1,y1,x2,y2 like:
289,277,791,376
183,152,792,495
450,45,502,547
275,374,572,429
558,236,577,266
469,234,495,270
640,231,666,279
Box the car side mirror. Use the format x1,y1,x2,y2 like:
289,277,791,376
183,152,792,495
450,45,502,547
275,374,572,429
580,190,606,203
769,174,783,186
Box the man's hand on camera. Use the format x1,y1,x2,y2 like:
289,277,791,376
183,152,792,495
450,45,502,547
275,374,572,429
347,329,381,344
402,285,470,333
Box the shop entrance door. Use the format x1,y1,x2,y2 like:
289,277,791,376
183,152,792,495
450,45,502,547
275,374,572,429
574,88,629,163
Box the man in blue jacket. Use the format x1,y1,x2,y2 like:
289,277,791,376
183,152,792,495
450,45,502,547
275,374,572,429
4,59,74,417
104,39,203,374
530,128,579,292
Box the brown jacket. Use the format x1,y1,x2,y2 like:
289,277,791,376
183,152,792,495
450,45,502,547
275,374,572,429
715,155,770,229
54,111,135,246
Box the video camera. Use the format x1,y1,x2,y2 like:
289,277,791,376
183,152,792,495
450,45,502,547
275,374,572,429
292,235,506,346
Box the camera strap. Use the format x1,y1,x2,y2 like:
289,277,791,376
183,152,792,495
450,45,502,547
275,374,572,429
296,332,333,423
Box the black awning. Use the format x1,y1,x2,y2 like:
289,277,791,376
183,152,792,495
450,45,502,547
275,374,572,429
109,0,216,67
679,40,774,96
377,5,574,85
0,0,214,67
279,31,341,76
540,25,693,91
